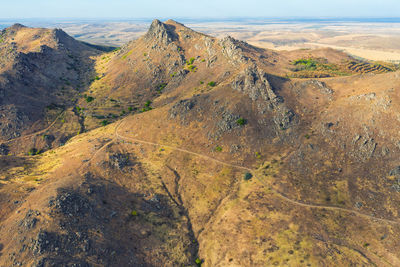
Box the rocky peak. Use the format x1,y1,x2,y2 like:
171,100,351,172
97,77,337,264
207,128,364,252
219,36,248,64
144,19,177,46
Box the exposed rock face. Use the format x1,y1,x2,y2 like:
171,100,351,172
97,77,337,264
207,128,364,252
300,79,334,95
219,36,248,64
144,19,177,47
109,153,130,170
0,105,29,140
232,66,276,102
232,66,295,130
0,143,9,155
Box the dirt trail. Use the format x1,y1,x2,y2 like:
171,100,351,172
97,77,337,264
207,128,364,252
111,118,400,226
0,111,64,146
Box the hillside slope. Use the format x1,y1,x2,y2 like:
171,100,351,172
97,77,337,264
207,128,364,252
0,20,400,266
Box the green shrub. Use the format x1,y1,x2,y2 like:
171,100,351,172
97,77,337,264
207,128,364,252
28,148,38,156
143,52,147,56
131,210,138,216
195,258,202,266
207,81,216,87
236,118,247,126
188,65,197,72
200,81,204,84
100,120,109,126
305,134,311,139
201,59,205,62
85,96,94,103
128,107,133,112
215,146,223,152
187,57,195,65
244,172,253,181
157,83,167,93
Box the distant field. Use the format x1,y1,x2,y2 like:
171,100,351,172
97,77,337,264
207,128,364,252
2,18,400,62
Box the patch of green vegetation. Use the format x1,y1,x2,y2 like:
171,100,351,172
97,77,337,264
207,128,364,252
157,83,167,93
304,134,311,139
236,117,247,126
85,96,94,103
244,172,253,181
100,120,109,126
28,148,41,156
207,81,216,87
199,81,204,84
195,258,202,266
170,72,177,77
292,58,318,71
141,100,153,112
215,146,223,152
201,59,205,62
143,52,147,56
187,57,195,65
131,210,138,216
128,106,133,112
289,58,351,78
255,152,261,159
188,65,197,72
122,50,133,60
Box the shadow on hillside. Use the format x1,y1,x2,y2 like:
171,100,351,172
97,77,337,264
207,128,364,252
36,172,198,266
0,243,3,257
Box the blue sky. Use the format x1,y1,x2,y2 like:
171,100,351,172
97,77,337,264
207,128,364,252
1,0,399,19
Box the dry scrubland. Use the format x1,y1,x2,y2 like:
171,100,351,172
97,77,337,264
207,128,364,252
0,19,400,266
34,19,400,62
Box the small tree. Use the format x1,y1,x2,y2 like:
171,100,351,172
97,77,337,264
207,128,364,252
244,172,253,181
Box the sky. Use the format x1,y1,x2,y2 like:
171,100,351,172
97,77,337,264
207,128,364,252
1,0,399,19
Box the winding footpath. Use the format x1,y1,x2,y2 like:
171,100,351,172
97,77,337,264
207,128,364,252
0,111,64,146
112,118,400,226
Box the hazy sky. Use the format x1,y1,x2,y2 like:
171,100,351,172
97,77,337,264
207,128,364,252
1,0,399,19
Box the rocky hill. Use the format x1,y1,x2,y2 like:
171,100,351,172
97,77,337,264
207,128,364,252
0,19,400,266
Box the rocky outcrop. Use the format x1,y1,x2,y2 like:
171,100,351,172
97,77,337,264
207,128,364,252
232,66,295,130
219,36,248,64
0,105,29,140
144,19,177,47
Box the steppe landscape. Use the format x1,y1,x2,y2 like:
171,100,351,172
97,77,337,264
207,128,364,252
0,16,400,267
5,18,399,62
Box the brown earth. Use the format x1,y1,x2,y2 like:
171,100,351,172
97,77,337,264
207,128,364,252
0,19,400,266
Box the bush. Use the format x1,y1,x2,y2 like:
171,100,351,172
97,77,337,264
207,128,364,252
195,258,202,266
188,65,197,72
236,118,247,126
100,120,109,126
157,83,167,93
244,172,253,181
187,57,195,65
128,107,133,112
28,148,38,156
131,210,138,216
215,146,223,152
207,81,216,87
85,96,94,103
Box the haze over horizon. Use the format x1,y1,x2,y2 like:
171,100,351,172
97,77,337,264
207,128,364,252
1,0,399,19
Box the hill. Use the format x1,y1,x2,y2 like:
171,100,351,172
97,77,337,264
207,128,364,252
0,19,400,266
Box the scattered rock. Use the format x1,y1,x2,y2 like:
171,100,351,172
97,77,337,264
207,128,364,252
0,143,9,155
109,153,130,170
